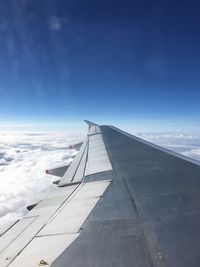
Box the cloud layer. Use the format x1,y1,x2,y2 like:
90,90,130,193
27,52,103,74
0,130,84,226
1,128,200,228
133,130,200,161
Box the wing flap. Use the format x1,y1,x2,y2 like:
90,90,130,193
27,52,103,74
0,221,18,237
0,185,78,266
85,134,112,176
8,234,79,267
0,180,110,267
39,180,111,235
58,137,88,186
46,164,70,177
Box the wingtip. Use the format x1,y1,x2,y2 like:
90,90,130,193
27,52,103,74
84,120,98,127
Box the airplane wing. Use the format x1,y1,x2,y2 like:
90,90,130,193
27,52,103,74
1,121,200,267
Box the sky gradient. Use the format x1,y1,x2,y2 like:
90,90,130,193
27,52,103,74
0,0,200,129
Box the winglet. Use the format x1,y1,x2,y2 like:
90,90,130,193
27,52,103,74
84,120,98,128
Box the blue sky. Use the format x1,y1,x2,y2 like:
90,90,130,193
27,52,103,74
0,0,200,130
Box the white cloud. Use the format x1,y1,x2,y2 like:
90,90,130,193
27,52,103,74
1,128,200,228
0,130,84,226
131,130,200,161
182,148,200,160
49,16,62,30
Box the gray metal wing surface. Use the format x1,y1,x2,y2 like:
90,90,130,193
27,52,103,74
1,121,200,267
